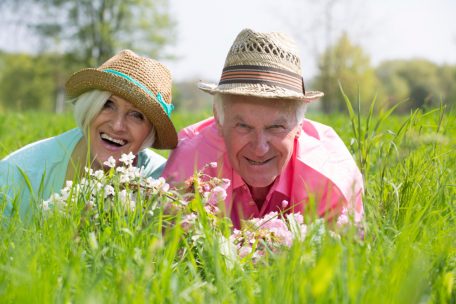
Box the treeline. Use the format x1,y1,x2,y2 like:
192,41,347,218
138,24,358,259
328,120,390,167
312,33,456,113
1,36,455,114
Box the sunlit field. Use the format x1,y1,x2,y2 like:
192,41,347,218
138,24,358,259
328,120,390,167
0,103,455,303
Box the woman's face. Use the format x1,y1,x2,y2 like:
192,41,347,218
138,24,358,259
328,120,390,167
88,95,152,168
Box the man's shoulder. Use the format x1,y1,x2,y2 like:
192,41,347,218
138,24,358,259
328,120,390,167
176,117,225,151
295,118,363,202
163,118,225,181
178,117,217,139
301,119,338,140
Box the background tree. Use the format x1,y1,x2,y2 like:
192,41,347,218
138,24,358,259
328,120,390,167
0,52,56,111
313,33,380,113
376,59,453,112
2,0,176,66
0,0,176,112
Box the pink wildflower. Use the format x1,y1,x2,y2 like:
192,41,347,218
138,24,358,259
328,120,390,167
206,186,227,205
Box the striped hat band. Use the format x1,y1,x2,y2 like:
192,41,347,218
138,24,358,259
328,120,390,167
219,65,305,94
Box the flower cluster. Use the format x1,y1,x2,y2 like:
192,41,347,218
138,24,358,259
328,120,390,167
41,155,351,264
41,153,176,222
230,212,307,261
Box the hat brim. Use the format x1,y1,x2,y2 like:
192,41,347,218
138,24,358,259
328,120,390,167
198,82,324,102
66,68,177,149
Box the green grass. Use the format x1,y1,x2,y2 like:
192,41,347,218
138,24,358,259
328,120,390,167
0,105,455,303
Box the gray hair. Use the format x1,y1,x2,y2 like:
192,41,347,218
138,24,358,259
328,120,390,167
213,93,308,126
72,89,156,150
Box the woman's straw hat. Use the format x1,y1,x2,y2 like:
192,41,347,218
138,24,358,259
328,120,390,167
199,28,324,101
65,50,177,149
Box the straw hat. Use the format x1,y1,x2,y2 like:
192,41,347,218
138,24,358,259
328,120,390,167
65,49,177,149
199,28,324,101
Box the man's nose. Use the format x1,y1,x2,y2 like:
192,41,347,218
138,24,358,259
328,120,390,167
251,131,269,156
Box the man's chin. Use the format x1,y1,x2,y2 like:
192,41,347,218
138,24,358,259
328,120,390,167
243,176,276,189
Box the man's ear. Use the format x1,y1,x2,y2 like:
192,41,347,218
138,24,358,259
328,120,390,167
295,123,302,138
213,104,223,136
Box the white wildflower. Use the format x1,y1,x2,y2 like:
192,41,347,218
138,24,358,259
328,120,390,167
41,200,50,211
88,232,98,250
93,170,105,180
119,173,131,184
103,156,116,168
119,152,135,166
104,185,115,197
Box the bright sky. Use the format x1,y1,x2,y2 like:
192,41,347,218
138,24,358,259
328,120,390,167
164,0,456,82
1,0,455,83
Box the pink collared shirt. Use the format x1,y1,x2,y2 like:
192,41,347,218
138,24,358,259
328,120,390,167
163,117,364,228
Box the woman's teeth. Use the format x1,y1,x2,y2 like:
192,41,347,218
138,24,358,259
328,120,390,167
101,133,126,146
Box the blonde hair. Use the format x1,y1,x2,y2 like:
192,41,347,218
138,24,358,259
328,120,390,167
213,93,308,126
72,89,156,149
73,90,112,133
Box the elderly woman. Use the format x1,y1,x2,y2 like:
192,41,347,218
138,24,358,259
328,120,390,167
0,50,177,219
163,29,364,228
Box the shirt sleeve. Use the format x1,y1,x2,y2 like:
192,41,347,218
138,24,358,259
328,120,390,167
0,161,34,218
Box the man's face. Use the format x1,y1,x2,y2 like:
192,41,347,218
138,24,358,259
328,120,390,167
217,95,301,189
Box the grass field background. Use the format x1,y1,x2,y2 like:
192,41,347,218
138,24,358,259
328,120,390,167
0,105,455,303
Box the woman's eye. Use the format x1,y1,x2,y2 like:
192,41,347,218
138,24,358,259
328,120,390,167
103,100,115,109
130,111,145,121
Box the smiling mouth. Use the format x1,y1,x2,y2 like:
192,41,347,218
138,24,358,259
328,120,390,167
100,133,127,147
245,157,274,165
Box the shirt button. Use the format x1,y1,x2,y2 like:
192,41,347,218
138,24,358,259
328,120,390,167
248,200,255,206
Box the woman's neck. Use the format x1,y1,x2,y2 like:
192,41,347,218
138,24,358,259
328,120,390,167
65,138,98,181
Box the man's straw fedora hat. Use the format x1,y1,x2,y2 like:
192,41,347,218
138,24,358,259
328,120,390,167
65,49,177,149
199,28,324,101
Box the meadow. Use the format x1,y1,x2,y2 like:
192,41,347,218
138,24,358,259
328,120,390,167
0,104,455,303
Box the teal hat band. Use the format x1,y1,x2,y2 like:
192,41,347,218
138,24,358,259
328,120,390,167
103,69,174,117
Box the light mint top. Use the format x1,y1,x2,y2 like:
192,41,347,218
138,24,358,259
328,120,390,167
0,128,166,219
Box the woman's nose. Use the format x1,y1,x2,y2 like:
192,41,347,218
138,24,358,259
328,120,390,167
112,114,127,131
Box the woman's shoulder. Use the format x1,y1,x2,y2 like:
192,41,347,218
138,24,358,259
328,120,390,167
2,128,83,164
137,149,166,179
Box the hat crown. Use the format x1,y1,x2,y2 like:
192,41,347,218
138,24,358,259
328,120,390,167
224,29,302,75
99,50,172,104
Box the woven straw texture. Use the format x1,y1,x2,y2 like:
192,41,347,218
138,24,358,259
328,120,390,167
65,50,177,149
199,29,324,101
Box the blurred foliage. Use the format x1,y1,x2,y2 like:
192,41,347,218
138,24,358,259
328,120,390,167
312,33,456,114
377,59,456,112
0,9,455,114
313,33,381,113
1,0,176,66
0,0,176,112
172,79,213,113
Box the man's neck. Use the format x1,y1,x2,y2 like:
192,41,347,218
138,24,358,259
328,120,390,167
249,185,272,210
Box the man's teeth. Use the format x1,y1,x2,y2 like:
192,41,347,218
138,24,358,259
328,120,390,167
101,133,126,146
247,159,268,165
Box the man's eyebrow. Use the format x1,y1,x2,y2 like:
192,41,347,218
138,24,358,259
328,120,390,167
232,115,245,122
269,117,288,125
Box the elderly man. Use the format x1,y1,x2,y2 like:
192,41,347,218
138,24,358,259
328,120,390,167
163,28,364,228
